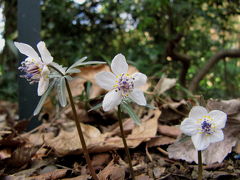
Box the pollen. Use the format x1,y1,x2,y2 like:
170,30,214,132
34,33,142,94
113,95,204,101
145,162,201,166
113,73,134,97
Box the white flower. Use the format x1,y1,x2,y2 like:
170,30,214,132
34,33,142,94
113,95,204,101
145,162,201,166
95,53,147,111
15,41,53,96
180,106,227,151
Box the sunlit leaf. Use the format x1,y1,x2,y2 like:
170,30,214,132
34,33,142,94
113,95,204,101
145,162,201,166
58,77,67,107
33,79,56,116
121,102,141,125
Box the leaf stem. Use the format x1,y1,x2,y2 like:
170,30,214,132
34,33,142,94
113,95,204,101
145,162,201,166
198,150,203,180
65,78,99,180
117,106,135,180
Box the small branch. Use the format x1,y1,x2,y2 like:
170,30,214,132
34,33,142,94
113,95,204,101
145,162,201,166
189,49,240,92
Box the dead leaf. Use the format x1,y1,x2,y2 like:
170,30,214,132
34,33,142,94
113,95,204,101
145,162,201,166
92,153,111,169
6,146,38,168
98,160,125,180
147,136,176,147
136,175,154,180
153,76,176,95
158,125,181,138
45,110,161,156
27,169,70,180
153,167,165,178
0,148,11,160
62,175,91,180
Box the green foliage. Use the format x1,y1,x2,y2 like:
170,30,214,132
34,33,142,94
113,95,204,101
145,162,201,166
1,0,240,101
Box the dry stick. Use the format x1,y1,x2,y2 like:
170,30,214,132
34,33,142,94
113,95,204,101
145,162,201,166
117,106,135,180
65,79,99,180
49,65,98,180
198,150,203,180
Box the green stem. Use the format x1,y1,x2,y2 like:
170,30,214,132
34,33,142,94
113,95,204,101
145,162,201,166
65,79,99,180
117,106,135,180
198,150,203,180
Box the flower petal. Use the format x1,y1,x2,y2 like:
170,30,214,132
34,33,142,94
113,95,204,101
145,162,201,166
191,133,210,151
102,90,122,111
37,41,53,64
111,54,128,75
14,42,41,61
209,130,224,143
129,88,146,106
38,77,49,96
132,72,147,88
208,110,227,129
180,118,199,136
189,106,208,119
95,71,116,90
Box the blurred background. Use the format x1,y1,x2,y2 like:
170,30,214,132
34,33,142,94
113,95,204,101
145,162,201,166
0,0,240,101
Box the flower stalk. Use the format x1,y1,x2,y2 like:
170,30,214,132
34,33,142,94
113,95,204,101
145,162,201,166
65,79,99,180
198,150,203,180
117,106,135,180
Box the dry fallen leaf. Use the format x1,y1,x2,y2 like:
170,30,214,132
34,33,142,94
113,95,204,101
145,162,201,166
158,125,181,138
98,160,126,180
45,110,161,156
153,76,176,95
147,136,176,147
27,169,70,180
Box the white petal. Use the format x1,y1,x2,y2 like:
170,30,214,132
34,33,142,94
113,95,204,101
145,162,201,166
95,72,116,90
14,42,40,61
132,72,147,88
41,65,50,77
111,54,128,75
191,133,210,151
129,88,146,106
102,90,122,111
180,118,199,136
189,106,208,119
209,130,224,143
37,41,53,64
38,77,49,96
208,110,227,129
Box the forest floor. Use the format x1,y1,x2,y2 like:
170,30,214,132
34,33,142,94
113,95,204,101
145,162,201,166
1,66,240,180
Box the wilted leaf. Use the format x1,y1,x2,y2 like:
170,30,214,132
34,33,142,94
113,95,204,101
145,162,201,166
147,136,176,147
27,169,70,180
158,125,181,138
98,160,126,180
45,110,161,156
154,76,176,95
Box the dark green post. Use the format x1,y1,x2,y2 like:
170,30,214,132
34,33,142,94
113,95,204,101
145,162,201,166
17,0,41,129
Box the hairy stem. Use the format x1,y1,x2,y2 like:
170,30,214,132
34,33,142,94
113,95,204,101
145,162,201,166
117,106,135,180
65,79,99,180
198,150,203,180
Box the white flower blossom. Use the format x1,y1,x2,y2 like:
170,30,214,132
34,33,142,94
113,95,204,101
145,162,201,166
15,41,53,96
180,106,227,151
95,53,147,111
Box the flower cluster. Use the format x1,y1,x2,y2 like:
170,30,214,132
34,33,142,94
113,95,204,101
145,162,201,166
95,54,147,111
15,41,53,96
180,106,227,151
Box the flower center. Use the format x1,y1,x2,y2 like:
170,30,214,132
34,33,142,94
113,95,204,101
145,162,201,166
114,73,134,96
199,116,216,135
19,59,43,84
